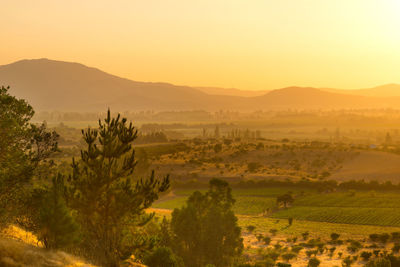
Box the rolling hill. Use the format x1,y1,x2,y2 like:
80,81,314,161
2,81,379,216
1,58,400,111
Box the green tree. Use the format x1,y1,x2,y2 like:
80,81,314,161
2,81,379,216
68,110,169,266
25,173,80,249
0,86,58,226
170,178,243,267
143,247,183,267
277,193,294,208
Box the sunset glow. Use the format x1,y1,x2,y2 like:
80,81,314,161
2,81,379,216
1,0,399,90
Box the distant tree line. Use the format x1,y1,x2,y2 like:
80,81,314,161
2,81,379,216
134,131,168,144
172,178,400,192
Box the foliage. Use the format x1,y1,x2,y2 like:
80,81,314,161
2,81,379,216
0,86,58,225
23,174,80,249
308,257,320,267
170,178,243,267
366,257,391,267
246,225,256,233
277,193,294,208
360,251,372,261
331,233,340,241
67,110,169,266
143,247,183,267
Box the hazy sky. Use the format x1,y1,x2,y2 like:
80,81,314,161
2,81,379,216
1,0,399,90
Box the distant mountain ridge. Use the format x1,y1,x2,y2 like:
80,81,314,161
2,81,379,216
1,58,400,111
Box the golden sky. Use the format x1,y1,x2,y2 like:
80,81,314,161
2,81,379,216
1,0,399,90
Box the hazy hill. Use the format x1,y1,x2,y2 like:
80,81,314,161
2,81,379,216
0,59,244,111
322,84,400,97
1,58,400,111
196,86,269,97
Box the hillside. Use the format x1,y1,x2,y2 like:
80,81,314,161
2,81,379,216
330,150,400,182
323,84,400,97
0,59,245,112
196,86,270,97
1,59,400,111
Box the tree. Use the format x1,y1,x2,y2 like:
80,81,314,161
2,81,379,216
143,247,183,267
170,178,243,267
0,86,58,226
277,193,294,208
67,110,169,266
25,173,80,249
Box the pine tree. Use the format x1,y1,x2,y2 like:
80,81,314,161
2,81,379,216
68,110,169,266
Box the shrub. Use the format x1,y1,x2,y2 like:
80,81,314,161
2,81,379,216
392,232,400,241
342,256,354,267
379,233,390,243
366,257,391,267
291,246,303,254
246,225,256,233
267,251,280,261
263,236,272,245
331,233,340,241
281,253,296,262
308,257,320,267
276,262,291,267
256,234,264,242
393,243,400,253
360,251,372,261
270,229,278,236
370,234,380,242
329,247,336,258
302,231,310,240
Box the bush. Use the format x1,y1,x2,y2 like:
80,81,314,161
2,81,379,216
342,256,354,267
370,234,380,242
269,229,278,236
267,251,280,261
379,233,390,243
308,257,320,267
291,246,303,254
276,262,291,267
246,225,256,233
281,253,296,262
263,236,272,245
393,243,400,253
360,251,372,261
392,232,400,241
330,233,340,241
366,257,391,267
302,231,310,240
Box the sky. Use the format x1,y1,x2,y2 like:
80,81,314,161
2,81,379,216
1,0,400,91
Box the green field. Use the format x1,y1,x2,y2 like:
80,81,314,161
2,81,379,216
154,187,310,215
154,188,400,227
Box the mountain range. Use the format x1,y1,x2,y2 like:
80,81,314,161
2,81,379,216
1,58,400,112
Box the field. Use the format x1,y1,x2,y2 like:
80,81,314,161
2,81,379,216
154,188,400,227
